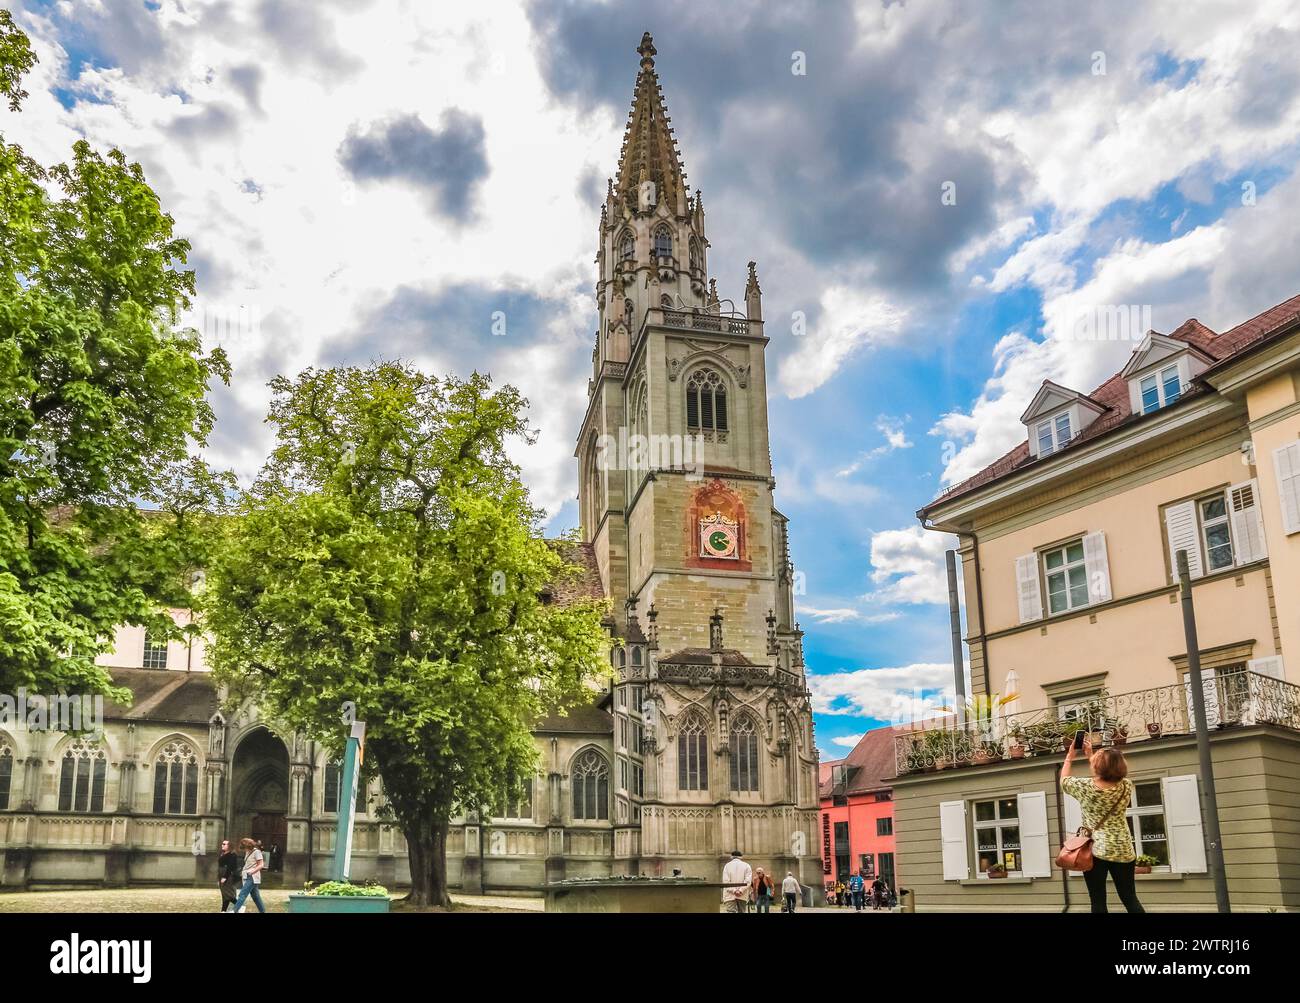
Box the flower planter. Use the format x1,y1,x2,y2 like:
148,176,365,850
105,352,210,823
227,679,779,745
287,893,391,914
986,870,1008,879
1146,723,1162,739
973,750,1001,766
1009,745,1026,760
1135,866,1152,875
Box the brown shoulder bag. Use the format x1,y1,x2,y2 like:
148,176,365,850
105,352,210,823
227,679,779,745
1055,784,1128,873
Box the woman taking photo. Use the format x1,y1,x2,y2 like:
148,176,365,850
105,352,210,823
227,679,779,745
1061,738,1145,914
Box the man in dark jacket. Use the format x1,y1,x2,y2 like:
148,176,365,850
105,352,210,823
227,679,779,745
218,839,241,912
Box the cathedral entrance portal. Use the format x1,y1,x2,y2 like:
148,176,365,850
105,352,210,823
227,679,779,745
230,728,289,866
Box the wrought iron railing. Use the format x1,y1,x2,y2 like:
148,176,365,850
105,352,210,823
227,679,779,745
893,669,1300,776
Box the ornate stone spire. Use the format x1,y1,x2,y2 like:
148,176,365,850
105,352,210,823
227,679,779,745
614,32,688,214
745,260,763,321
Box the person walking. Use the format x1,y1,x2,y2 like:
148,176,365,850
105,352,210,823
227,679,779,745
847,871,865,911
217,838,241,912
1062,741,1145,914
781,871,801,913
232,837,267,914
835,880,848,907
870,875,886,910
751,867,774,914
721,849,753,914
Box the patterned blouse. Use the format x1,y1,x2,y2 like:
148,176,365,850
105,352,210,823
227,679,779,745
1062,776,1135,863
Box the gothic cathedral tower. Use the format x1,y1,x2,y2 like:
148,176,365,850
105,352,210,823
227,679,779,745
575,34,820,885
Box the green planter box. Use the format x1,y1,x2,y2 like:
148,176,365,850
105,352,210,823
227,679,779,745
287,893,391,914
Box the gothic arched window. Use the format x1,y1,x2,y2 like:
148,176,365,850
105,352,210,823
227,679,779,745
677,717,709,791
58,738,107,813
571,750,609,821
0,738,12,810
689,237,701,271
729,716,759,792
152,740,199,815
686,368,728,432
324,760,366,815
654,226,673,260
619,231,634,261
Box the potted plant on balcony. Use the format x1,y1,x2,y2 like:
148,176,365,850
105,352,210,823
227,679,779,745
1112,723,1129,746
287,880,391,914
985,863,1009,879
1008,724,1028,759
1146,720,1162,739
1135,855,1157,875
926,729,952,770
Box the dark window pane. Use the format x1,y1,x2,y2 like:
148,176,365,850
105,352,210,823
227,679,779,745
1135,782,1162,808
715,389,727,431
686,389,699,428
74,758,90,812
153,762,168,814
184,762,199,816
701,391,713,429
90,757,106,813
58,756,74,812
0,751,11,810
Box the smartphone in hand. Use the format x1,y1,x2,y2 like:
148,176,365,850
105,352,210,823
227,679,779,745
1072,730,1086,751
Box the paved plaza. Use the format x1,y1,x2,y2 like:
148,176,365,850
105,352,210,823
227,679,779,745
0,886,898,914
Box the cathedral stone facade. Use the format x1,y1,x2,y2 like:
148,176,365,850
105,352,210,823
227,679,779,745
0,33,820,897
570,33,821,884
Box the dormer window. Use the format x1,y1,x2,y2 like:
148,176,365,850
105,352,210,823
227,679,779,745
1139,365,1181,413
1036,412,1072,457
1021,381,1103,460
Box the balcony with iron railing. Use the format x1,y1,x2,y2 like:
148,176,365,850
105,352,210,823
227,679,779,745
893,669,1300,777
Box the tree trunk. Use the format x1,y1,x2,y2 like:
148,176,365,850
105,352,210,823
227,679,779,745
403,816,453,909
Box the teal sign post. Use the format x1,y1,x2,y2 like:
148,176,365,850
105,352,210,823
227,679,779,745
333,721,366,883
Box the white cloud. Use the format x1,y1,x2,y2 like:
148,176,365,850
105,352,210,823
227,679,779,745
830,733,864,749
865,525,956,605
796,605,901,625
808,662,956,723
777,285,909,399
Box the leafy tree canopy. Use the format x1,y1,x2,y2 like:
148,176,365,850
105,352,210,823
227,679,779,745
0,15,230,696
203,364,609,906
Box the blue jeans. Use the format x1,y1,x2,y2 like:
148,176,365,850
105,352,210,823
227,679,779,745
755,893,772,914
234,876,266,913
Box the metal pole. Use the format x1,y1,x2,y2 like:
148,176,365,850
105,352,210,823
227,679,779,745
946,550,966,723
1176,550,1230,913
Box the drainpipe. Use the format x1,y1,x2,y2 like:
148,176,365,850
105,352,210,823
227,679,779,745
1054,760,1070,912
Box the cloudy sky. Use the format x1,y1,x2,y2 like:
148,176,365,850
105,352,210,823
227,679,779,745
8,0,1300,759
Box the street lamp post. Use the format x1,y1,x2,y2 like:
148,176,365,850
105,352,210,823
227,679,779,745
1176,549,1230,913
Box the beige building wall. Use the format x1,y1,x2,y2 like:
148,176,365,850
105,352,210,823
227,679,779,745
894,728,1300,912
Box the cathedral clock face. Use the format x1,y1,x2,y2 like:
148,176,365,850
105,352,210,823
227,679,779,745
699,514,739,559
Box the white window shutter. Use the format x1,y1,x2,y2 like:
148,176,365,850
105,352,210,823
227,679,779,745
1082,531,1112,603
1018,791,1051,877
1228,479,1268,564
1243,656,1285,725
1165,500,1203,580
1247,655,1285,681
1163,774,1207,874
1016,554,1043,624
1062,788,1083,836
1274,442,1300,535
939,800,969,880
1184,668,1221,729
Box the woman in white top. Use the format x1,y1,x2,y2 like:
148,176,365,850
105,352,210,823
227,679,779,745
232,837,267,914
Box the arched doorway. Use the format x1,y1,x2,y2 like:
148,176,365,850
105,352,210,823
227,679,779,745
230,728,289,871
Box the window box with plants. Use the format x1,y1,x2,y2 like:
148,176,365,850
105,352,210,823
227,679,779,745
287,880,392,913
985,863,1009,879
1134,855,1157,875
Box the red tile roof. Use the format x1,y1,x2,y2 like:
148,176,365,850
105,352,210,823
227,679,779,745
819,725,899,798
923,292,1300,511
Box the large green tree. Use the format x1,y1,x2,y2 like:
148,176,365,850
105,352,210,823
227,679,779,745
0,13,230,695
203,364,608,907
